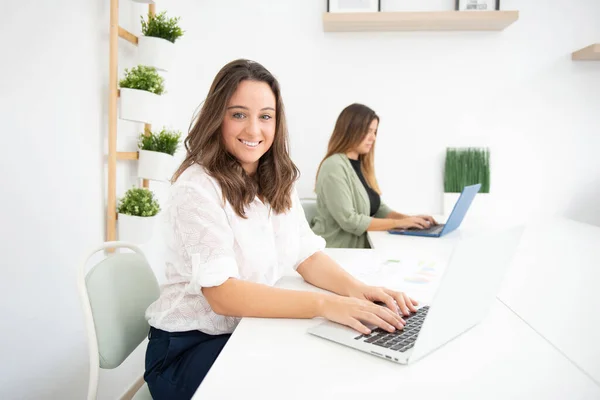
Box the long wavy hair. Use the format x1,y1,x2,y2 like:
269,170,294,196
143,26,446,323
316,103,381,194
172,59,299,218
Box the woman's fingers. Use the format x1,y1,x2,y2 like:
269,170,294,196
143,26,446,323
347,317,371,335
420,215,436,225
370,304,405,328
413,217,430,228
409,220,425,229
357,311,396,333
370,301,405,327
402,292,418,312
376,301,406,329
381,289,419,314
389,292,411,315
334,294,419,334
372,292,401,317
415,217,430,227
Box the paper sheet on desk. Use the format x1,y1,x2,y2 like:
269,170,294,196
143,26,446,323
341,257,446,303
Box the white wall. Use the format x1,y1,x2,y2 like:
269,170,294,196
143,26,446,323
1,1,159,399
164,0,600,224
1,0,599,399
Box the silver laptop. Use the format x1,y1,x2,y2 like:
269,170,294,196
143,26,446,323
307,226,524,364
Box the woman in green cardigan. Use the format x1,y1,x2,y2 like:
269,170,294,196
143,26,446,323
311,103,436,248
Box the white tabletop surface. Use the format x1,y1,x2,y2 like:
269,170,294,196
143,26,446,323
497,217,600,385
368,216,600,386
194,248,600,399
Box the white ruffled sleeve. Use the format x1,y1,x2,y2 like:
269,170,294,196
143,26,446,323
166,180,240,295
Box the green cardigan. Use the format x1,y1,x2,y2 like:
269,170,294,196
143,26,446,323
311,153,392,248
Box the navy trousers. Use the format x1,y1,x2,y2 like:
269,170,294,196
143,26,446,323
144,327,231,400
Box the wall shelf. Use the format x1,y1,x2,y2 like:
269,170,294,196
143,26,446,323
572,44,600,61
322,11,519,32
118,26,138,45
117,151,139,160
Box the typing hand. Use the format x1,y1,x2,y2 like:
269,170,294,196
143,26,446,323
349,284,419,317
319,294,406,335
414,214,437,226
394,216,431,230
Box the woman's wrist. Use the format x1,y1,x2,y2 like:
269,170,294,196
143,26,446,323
313,292,331,318
392,219,405,228
346,280,369,299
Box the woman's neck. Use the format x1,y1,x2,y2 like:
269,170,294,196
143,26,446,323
241,162,258,175
346,150,359,160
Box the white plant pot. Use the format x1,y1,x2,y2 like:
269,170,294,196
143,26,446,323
117,213,157,244
443,192,491,220
138,36,175,72
138,150,175,182
119,88,161,124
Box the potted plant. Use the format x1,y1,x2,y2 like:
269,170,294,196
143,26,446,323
117,187,161,244
119,65,165,124
443,147,490,217
138,128,182,181
138,11,184,72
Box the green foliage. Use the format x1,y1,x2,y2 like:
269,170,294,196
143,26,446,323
117,187,161,217
119,65,165,95
444,147,490,193
138,128,182,156
141,11,184,43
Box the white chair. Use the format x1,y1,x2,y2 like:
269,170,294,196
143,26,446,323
300,197,318,226
78,241,160,400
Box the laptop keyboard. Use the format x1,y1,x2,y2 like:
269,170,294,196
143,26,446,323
354,306,430,352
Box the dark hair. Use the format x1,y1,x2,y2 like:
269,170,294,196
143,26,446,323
316,103,381,193
173,59,299,217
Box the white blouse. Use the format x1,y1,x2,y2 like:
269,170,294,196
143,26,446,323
145,164,326,335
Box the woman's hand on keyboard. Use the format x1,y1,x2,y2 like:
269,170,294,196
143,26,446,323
414,214,437,226
349,284,419,317
395,216,431,230
319,295,406,335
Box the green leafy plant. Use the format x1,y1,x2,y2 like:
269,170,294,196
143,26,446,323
138,128,182,156
444,147,490,193
117,187,161,217
119,65,165,95
141,11,184,43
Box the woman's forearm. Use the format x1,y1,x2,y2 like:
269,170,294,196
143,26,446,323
202,279,327,318
366,217,403,231
386,211,409,220
296,251,364,297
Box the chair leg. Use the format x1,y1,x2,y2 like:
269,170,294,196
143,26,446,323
119,375,145,400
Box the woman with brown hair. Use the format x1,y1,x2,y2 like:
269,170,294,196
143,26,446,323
312,103,436,249
143,60,418,399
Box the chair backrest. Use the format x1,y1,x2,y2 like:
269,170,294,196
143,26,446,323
300,198,318,226
78,242,160,399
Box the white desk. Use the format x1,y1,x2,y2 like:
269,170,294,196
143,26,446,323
194,249,600,399
497,217,600,385
369,217,600,386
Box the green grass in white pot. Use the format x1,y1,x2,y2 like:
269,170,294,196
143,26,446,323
444,147,490,193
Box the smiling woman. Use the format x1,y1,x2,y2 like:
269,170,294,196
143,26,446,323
171,59,298,218
143,59,418,400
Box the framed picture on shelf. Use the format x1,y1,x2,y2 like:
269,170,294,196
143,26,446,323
327,0,381,13
456,0,500,11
